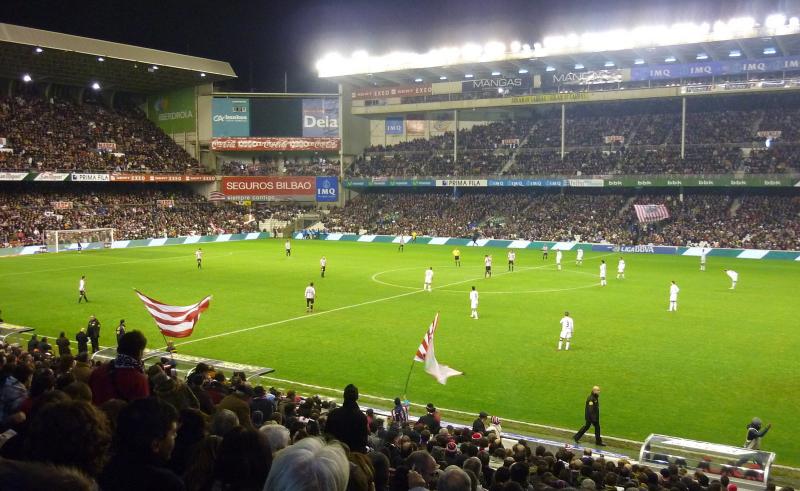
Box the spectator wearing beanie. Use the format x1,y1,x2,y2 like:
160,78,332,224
326,383,369,453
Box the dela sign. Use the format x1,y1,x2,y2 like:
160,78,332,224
302,99,339,137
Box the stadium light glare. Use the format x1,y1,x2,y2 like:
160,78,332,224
665,55,677,62
200,72,206,77
790,17,800,27
765,14,786,29
491,71,501,76
461,43,483,61
483,41,506,58
91,82,101,90
34,47,43,54
22,74,32,83
510,40,522,53
518,68,528,74
729,50,742,57
439,75,447,80
763,47,777,55
464,73,474,78
604,61,615,67
545,66,556,71
97,57,105,62
574,63,584,69
696,53,709,60
634,58,645,65
522,43,532,52
414,77,423,82
532,42,542,50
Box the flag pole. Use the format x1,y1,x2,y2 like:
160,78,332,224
402,358,416,397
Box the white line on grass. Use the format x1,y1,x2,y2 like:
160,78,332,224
0,251,236,278
176,252,615,348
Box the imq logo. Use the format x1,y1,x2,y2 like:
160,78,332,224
316,177,338,202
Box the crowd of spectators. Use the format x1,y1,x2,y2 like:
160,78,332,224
348,94,800,177
0,94,201,174
221,156,339,176
323,191,800,250
0,331,787,491
0,184,319,248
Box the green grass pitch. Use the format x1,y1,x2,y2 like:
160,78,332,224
2,239,798,465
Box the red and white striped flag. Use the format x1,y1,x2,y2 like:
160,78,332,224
135,290,212,338
634,204,670,223
414,313,462,385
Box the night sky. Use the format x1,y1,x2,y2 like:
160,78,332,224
1,0,796,93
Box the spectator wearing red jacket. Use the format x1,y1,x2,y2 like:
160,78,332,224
89,330,149,405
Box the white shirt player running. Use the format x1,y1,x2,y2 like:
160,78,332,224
79,278,85,291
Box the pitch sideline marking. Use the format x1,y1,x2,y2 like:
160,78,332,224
176,253,615,348
0,250,237,278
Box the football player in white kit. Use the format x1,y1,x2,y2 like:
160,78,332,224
556,250,563,270
484,255,492,278
469,286,479,319
576,248,584,266
668,281,680,311
423,267,434,291
616,257,625,279
700,248,707,271
724,269,738,289
558,311,573,351
599,260,607,286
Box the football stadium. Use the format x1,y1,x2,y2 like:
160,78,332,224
0,3,799,490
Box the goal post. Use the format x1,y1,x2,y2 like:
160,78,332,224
45,228,115,253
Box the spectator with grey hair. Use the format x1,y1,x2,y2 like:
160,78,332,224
210,408,240,437
262,437,350,491
260,423,291,455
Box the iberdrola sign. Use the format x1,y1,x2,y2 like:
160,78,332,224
147,87,196,134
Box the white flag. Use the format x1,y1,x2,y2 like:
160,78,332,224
415,313,462,385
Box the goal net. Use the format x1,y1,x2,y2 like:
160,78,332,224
45,228,115,253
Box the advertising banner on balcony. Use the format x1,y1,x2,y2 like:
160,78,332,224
352,85,432,99
302,99,339,137
462,76,532,92
315,176,339,202
406,115,426,136
631,55,800,82
544,68,629,86
385,117,404,135
221,176,316,198
34,172,70,181
212,98,250,137
148,87,196,134
211,137,340,152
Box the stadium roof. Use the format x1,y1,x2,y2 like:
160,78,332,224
317,14,800,86
0,23,237,93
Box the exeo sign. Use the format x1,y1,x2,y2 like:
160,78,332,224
221,176,316,196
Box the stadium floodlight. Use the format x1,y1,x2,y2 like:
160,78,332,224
464,74,474,78
510,41,522,53
522,44,532,52
604,61,615,67
461,43,483,61
483,41,505,58
439,75,447,80
729,50,741,57
791,17,800,27
765,14,786,29
696,53,709,60
34,47,43,53
665,56,677,62
763,47,777,55
491,71,501,76
22,74,32,83
518,68,528,74
200,72,206,77
545,66,556,71
91,82,101,90
414,77,423,82
97,57,105,62
574,63,584,69
634,58,645,65
151,65,159,70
